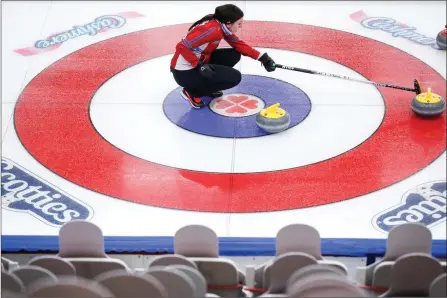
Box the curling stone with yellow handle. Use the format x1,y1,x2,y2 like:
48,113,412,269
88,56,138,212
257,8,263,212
256,103,291,133
411,87,445,117
436,25,446,50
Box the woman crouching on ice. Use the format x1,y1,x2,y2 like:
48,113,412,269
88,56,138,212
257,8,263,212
170,4,275,108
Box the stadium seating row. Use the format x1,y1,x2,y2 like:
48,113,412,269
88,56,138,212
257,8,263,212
2,220,446,297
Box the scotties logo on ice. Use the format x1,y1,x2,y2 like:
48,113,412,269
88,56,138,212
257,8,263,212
350,10,441,50
13,11,145,56
372,181,446,233
1,158,93,227
34,15,127,49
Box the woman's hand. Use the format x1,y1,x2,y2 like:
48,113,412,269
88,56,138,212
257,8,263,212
259,53,276,72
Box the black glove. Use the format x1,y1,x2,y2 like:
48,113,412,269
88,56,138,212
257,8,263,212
198,64,215,80
258,53,275,72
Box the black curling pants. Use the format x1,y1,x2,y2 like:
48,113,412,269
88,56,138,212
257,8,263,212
171,48,242,97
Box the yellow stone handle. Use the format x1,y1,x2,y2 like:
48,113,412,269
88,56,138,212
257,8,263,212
416,87,442,104
261,103,286,118
264,103,280,113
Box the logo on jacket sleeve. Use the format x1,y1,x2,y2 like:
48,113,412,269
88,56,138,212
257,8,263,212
1,158,93,227
372,181,446,233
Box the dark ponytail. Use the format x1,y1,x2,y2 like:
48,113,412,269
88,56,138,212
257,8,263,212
188,14,214,31
188,4,244,31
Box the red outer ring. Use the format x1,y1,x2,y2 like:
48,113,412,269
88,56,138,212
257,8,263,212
14,22,446,212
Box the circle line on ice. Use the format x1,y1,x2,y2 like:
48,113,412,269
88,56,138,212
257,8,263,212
14,21,446,212
162,74,311,138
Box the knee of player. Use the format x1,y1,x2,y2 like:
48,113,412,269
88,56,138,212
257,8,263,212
233,70,242,85
227,50,241,66
234,51,241,63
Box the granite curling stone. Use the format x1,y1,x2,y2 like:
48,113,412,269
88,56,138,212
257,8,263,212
436,26,446,50
256,103,291,133
411,87,446,117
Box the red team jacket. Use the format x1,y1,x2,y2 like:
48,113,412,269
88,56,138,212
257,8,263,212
170,18,261,70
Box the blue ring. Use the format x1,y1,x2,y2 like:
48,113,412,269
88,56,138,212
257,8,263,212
163,74,312,138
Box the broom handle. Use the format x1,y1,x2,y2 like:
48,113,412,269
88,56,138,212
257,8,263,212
274,63,418,93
